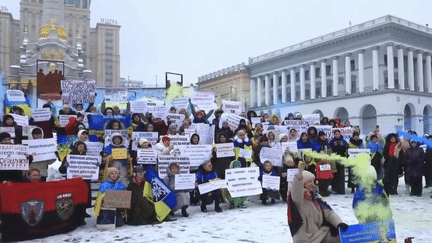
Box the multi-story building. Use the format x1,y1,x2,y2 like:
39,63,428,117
0,9,20,77
198,63,250,109
248,15,432,135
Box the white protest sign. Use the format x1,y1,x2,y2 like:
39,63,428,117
225,167,262,197
0,127,15,138
0,145,28,170
282,120,309,126
189,123,214,144
85,142,104,156
172,98,189,110
198,180,227,194
315,125,333,139
262,175,281,190
10,114,29,127
66,155,101,180
31,108,51,122
105,88,128,103
287,169,299,182
157,155,190,178
260,147,283,166
332,127,354,143
216,143,235,158
219,113,243,131
137,149,158,164
221,100,242,115
166,135,190,146
303,114,321,126
131,132,159,150
190,91,215,112
281,142,298,153
184,128,195,138
59,115,76,127
6,90,26,102
167,113,185,129
348,149,371,158
23,138,57,162
239,148,252,159
104,130,129,147
175,173,196,190
251,117,262,126
176,145,212,167
130,101,147,114
147,103,167,120
61,80,96,103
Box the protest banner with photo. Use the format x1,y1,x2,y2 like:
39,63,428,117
31,108,51,122
174,173,196,190
104,130,129,147
216,143,235,158
172,98,189,110
339,220,396,243
262,175,281,190
6,90,26,102
348,149,371,158
166,135,190,146
10,114,29,127
175,145,212,167
189,123,214,144
104,88,128,103
130,101,147,114
219,113,243,131
61,80,96,104
0,127,15,138
66,154,101,180
221,100,242,115
131,132,159,150
85,142,104,156
259,147,283,166
167,113,185,129
103,191,132,209
281,142,298,153
287,168,299,182
190,92,215,112
137,149,158,164
157,155,190,178
239,148,252,159
23,138,57,162
112,148,127,159
59,115,76,128
0,145,28,170
198,180,227,194
303,114,321,126
225,167,262,197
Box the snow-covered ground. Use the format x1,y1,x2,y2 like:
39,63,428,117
24,178,431,243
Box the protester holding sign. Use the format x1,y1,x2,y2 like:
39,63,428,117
164,163,190,217
1,114,23,144
233,130,252,167
29,103,56,138
212,132,234,179
103,133,133,187
0,132,32,182
27,127,58,181
196,160,223,213
329,129,349,195
259,161,278,205
131,113,146,132
189,98,213,124
156,137,174,155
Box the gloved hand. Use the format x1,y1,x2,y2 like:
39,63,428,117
337,223,349,232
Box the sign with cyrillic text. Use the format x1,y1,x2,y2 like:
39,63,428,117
137,149,158,164
174,173,196,190
0,145,28,170
157,155,190,178
262,175,280,190
31,108,51,122
216,143,235,158
66,155,101,180
222,100,242,115
225,167,262,197
23,138,57,162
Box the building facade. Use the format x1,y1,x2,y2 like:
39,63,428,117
198,63,250,109
248,15,432,135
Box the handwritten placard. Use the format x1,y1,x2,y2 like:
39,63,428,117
112,148,127,159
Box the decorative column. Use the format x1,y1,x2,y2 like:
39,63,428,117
332,57,338,96
300,66,305,100
250,78,256,107
310,63,316,99
345,54,351,94
426,54,432,93
408,48,415,91
281,70,287,103
397,46,405,90
256,77,262,107
290,69,296,102
417,51,424,92
387,44,395,89
273,73,278,105
372,47,380,91
321,60,327,98
265,74,270,106
358,50,365,93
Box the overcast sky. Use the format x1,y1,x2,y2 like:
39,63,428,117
1,0,431,86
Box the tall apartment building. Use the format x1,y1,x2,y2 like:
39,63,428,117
0,10,20,77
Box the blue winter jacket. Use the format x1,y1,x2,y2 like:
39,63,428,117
367,141,383,153
99,180,126,193
196,170,219,184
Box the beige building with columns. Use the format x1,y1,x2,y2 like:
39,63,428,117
198,63,250,109
248,15,432,135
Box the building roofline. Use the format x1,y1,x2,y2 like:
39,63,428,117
198,63,248,83
248,15,432,65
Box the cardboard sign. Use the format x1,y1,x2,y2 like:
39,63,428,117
167,113,185,129
23,138,57,162
59,115,76,128
10,114,29,127
216,143,235,158
262,175,280,190
190,91,215,112
175,145,212,167
66,155,101,180
259,147,283,166
221,100,242,115
130,101,147,114
0,145,28,170
287,169,299,182
131,132,158,150
225,167,262,197
174,173,196,190
339,220,396,243
112,148,127,159
239,148,252,159
105,88,128,103
61,80,96,103
137,149,158,164
157,155,190,178
6,90,26,102
189,123,214,144
103,190,132,209
31,108,51,122
348,149,371,158
281,142,298,153
0,127,15,138
85,142,104,156
198,180,227,194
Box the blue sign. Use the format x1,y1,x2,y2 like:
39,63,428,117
339,220,396,243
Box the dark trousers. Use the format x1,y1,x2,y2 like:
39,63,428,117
318,179,331,196
383,164,399,195
331,164,345,194
200,189,222,206
409,176,423,196
426,160,432,187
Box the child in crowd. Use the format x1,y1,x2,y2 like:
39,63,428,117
164,163,190,217
103,133,133,187
259,161,278,205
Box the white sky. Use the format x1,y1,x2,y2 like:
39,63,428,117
1,0,431,86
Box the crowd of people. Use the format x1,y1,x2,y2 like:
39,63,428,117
1,98,431,242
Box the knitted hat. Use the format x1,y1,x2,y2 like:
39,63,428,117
162,136,170,143
139,138,149,145
278,133,288,141
302,170,315,184
107,167,119,175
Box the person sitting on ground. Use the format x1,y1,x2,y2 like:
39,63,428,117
196,160,223,213
259,160,278,205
